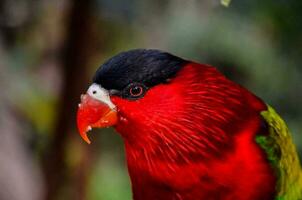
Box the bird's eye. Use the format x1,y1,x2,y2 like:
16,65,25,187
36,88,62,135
130,85,143,97
123,83,147,99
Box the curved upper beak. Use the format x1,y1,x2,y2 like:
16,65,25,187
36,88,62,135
76,94,118,144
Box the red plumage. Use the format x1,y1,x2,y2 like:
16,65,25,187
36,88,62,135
109,63,276,199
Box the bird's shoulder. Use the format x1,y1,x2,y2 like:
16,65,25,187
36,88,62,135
256,105,302,200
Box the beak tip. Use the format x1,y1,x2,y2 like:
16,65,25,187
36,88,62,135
81,132,91,144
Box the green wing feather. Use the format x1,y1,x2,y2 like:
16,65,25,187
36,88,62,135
256,105,302,200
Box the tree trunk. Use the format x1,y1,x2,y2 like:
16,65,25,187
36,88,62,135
43,0,97,199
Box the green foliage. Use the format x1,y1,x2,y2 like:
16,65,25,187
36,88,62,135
221,0,231,7
88,132,132,200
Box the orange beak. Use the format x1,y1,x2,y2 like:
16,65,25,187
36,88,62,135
76,94,118,144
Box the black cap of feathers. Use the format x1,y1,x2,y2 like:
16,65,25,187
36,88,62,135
93,49,188,91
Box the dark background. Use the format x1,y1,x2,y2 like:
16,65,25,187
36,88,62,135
0,0,301,199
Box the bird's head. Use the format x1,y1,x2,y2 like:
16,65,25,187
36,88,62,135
77,49,189,144
77,49,264,161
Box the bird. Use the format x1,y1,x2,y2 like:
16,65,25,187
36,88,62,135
76,49,302,200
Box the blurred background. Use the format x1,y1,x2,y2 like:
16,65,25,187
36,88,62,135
0,0,301,199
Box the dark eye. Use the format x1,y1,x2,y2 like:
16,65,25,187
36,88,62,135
122,83,147,100
129,85,144,97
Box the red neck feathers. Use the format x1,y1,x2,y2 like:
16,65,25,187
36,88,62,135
111,63,276,200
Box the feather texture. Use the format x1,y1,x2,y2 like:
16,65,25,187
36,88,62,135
111,63,279,199
258,106,302,200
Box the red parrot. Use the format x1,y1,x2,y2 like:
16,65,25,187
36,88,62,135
77,49,302,200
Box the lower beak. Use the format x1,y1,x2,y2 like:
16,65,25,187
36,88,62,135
77,94,117,144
